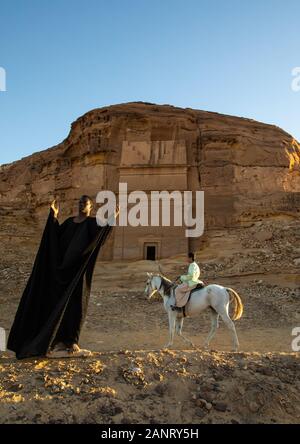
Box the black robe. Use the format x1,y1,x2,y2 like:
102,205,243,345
7,209,112,359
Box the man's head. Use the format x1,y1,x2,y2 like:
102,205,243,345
78,195,93,215
188,252,195,263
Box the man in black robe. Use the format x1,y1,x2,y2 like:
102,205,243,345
7,195,118,360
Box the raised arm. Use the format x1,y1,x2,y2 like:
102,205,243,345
49,199,72,239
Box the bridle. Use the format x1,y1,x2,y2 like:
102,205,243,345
147,274,177,298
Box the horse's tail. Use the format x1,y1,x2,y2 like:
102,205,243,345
226,288,244,321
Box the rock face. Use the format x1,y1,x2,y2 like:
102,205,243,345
0,102,299,260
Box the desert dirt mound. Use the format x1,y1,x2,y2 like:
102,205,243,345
0,349,299,424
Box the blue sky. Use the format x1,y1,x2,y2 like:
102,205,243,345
0,0,299,164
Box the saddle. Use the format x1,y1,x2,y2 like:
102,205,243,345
182,282,206,318
190,282,205,295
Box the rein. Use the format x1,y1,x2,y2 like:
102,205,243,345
148,274,177,299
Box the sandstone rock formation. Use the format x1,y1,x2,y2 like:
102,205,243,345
0,102,299,260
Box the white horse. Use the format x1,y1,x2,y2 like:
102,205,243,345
144,273,243,351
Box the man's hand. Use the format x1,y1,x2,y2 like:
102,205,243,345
50,199,59,218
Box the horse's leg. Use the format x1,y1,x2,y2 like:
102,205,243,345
218,304,239,351
175,317,195,348
203,308,219,349
163,310,176,349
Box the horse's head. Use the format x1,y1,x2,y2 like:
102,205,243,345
144,272,162,300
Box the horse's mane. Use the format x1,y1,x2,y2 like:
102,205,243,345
158,274,172,284
156,274,175,296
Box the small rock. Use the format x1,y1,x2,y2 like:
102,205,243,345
195,399,204,407
254,230,273,242
155,384,167,396
258,367,272,376
196,409,206,418
249,401,259,413
206,377,216,384
153,372,163,381
214,402,228,412
8,383,23,392
213,373,224,382
112,413,124,424
205,402,213,411
237,386,245,396
200,391,215,402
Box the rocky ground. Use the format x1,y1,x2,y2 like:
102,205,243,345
0,216,299,423
0,350,299,424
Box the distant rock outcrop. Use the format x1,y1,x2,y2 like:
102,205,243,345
0,102,299,260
